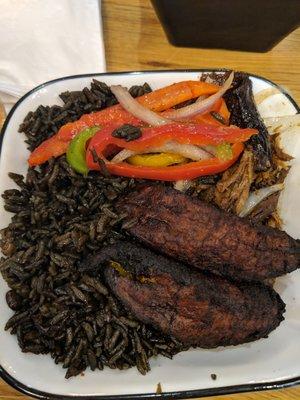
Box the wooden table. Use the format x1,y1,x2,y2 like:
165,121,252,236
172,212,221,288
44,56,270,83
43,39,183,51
1,0,300,398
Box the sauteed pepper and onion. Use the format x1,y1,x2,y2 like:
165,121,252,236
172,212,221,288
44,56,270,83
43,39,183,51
29,73,258,181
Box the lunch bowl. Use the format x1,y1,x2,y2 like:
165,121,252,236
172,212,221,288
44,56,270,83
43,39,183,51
0,70,300,399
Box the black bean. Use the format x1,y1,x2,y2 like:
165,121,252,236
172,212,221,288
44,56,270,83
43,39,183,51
104,324,112,349
112,124,142,142
65,364,84,379
65,327,74,348
35,273,46,294
96,214,109,235
5,204,25,213
82,322,95,342
6,290,23,311
72,339,86,362
49,310,69,326
107,329,120,352
70,285,89,304
81,275,108,296
98,360,104,370
5,310,30,330
119,316,139,329
21,246,36,263
35,241,46,260
101,207,118,219
48,163,60,186
133,330,143,354
87,349,97,371
129,83,152,98
56,194,76,207
22,344,46,354
108,347,125,364
63,345,76,368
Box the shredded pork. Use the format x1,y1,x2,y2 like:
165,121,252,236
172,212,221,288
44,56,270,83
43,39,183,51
214,150,254,214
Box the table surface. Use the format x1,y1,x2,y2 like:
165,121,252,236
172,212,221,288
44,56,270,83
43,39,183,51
1,0,300,399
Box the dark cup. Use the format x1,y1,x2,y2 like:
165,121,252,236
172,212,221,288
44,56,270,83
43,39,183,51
151,0,300,52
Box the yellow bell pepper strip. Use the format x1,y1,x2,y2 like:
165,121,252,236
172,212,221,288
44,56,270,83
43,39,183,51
85,122,257,181
28,80,221,167
66,127,100,175
127,153,187,167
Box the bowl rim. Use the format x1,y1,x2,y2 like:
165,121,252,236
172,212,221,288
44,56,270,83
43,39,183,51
0,69,299,400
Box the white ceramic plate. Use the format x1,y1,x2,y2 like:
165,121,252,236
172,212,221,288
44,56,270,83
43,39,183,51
0,71,299,399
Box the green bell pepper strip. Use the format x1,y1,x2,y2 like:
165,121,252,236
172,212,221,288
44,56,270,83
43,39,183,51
66,126,100,175
215,143,233,161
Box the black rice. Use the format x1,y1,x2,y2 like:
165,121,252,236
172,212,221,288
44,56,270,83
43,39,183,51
0,80,185,378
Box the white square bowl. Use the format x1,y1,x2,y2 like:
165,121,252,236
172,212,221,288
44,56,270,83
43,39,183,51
0,70,299,399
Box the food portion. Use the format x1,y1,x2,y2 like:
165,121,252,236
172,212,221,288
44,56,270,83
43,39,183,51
85,122,254,180
118,185,300,282
28,73,258,182
224,72,272,171
28,79,222,167
1,71,299,379
81,241,285,347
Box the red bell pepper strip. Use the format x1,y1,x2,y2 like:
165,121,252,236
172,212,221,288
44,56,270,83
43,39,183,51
28,80,220,167
85,123,256,181
104,143,243,180
88,142,244,181
87,122,256,155
28,110,140,167
28,136,70,167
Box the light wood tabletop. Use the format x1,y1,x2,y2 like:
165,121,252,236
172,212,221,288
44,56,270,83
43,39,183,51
1,0,300,399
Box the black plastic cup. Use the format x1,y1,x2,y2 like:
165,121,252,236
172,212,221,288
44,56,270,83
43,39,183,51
151,0,300,52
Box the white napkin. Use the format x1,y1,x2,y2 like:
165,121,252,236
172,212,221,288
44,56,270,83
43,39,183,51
0,0,106,111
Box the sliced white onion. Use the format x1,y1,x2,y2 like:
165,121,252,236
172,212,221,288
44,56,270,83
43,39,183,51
110,141,213,164
201,145,216,156
239,184,284,218
174,180,192,192
155,141,212,161
116,143,212,162
163,72,234,120
196,94,209,102
110,149,136,164
110,85,169,126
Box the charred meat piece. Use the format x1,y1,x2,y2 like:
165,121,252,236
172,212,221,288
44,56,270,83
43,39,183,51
224,72,272,171
81,241,285,347
118,185,300,282
248,192,280,225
